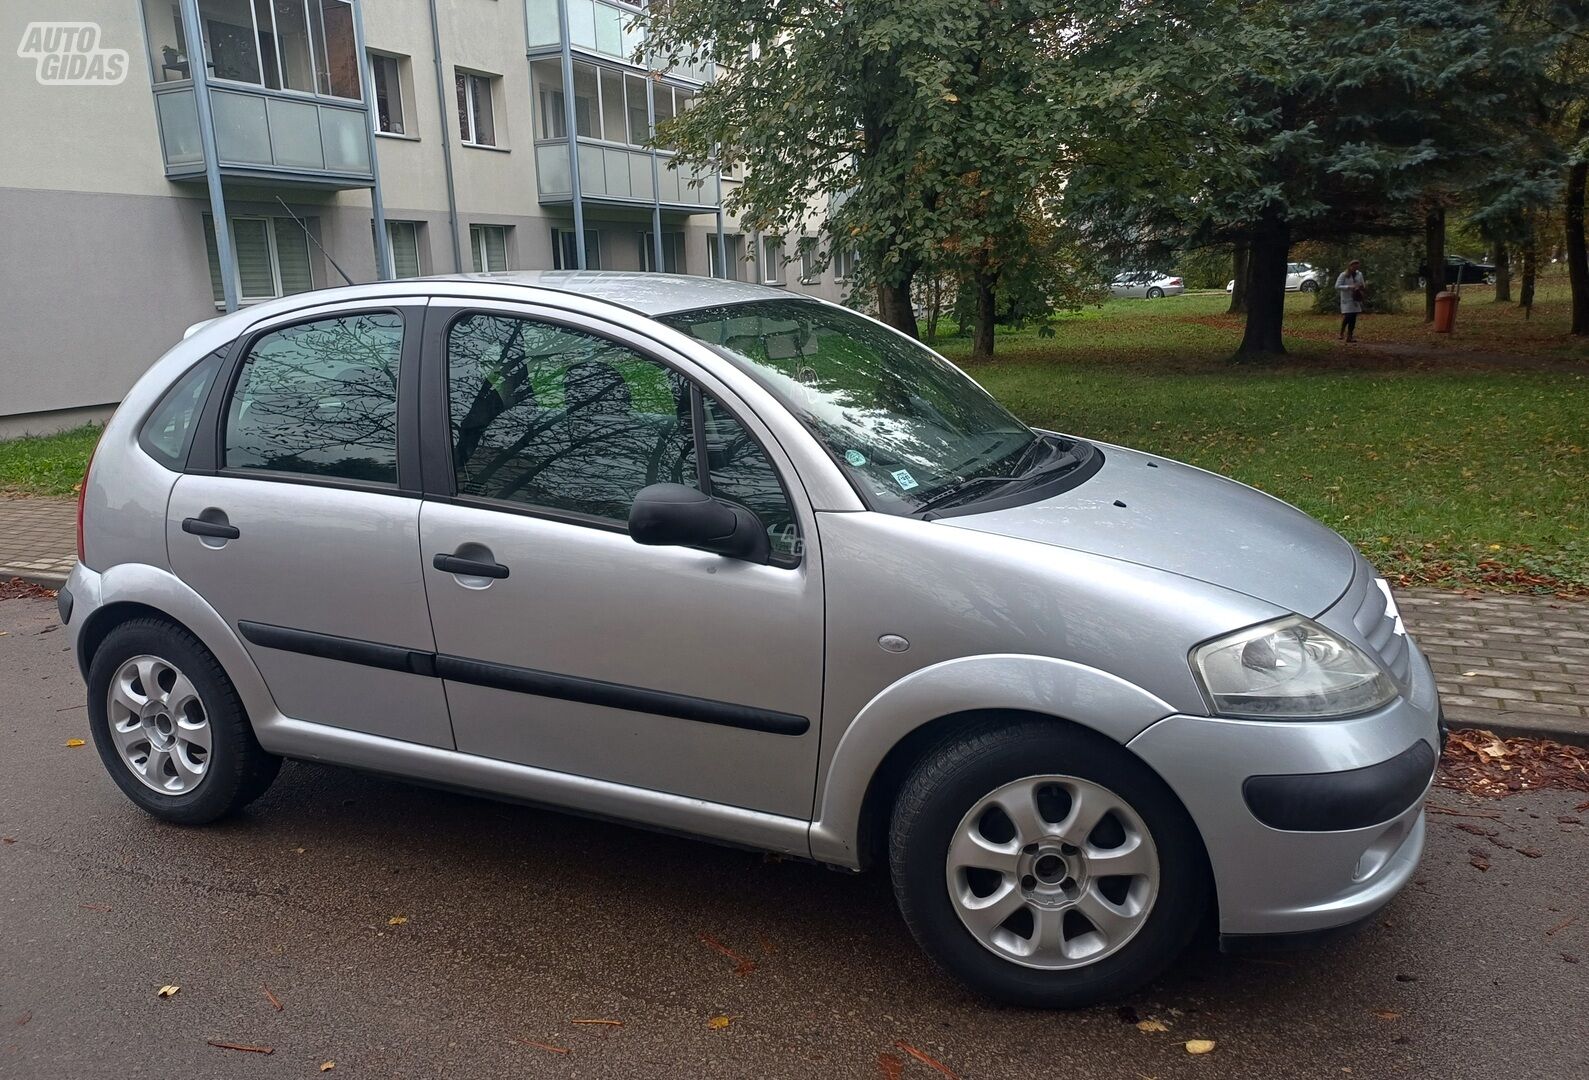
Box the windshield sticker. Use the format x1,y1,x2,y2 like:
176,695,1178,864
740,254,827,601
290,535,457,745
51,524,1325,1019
891,468,919,491
844,449,867,467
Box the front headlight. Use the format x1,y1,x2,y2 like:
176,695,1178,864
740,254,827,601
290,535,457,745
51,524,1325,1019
1191,616,1396,719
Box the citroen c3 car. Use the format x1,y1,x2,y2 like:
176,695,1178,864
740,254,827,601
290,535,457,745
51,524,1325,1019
62,272,1442,1007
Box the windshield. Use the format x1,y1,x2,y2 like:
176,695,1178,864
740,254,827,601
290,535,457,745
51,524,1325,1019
661,299,1090,514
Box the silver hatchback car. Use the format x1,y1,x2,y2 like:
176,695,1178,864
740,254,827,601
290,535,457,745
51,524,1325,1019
63,273,1441,1007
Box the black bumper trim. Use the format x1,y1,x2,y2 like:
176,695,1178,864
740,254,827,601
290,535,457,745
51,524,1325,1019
1242,740,1437,833
56,585,73,625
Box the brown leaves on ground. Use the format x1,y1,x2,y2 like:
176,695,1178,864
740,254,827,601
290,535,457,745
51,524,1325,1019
894,1041,961,1079
698,933,756,975
1438,730,1589,798
0,578,55,601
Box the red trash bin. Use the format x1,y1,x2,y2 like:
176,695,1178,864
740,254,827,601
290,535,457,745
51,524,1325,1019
1433,289,1459,333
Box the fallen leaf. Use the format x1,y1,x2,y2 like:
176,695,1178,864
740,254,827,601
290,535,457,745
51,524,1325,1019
1136,1018,1170,1033
387,916,407,926
1468,848,1490,872
1545,915,1577,936
570,1018,623,1027
65,739,85,748
262,985,282,1012
877,1052,905,1080
320,1063,334,1072
207,1041,273,1055
699,933,755,975
1,837,14,844
14,1012,30,1027
1373,1010,1401,1021
511,1037,570,1055
707,1015,733,1031
1517,847,1544,858
156,985,181,999
1185,1039,1216,1055
894,1041,960,1079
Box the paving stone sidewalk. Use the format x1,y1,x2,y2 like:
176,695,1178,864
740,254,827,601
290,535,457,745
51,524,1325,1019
2,495,1585,744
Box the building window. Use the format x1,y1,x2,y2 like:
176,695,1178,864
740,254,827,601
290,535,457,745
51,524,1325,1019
203,214,314,305
456,69,497,146
532,59,649,146
707,235,739,281
370,52,405,135
833,247,858,281
387,220,422,278
552,229,601,270
798,238,819,284
160,1,361,99
642,232,686,274
760,236,785,285
470,225,509,273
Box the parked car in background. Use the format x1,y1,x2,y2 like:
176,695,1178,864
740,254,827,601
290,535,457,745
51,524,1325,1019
1417,256,1495,288
1109,271,1185,299
1226,262,1325,293
64,273,1441,1009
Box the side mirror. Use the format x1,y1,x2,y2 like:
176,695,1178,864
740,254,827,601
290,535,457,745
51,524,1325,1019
628,483,770,565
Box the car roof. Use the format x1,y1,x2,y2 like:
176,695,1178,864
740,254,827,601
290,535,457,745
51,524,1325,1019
415,270,798,316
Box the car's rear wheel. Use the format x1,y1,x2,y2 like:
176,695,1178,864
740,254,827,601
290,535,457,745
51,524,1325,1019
88,618,280,825
1300,279,1319,293
889,718,1207,1007
1146,287,1165,299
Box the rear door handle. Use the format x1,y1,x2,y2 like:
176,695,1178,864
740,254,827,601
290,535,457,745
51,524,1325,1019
433,553,510,579
182,517,240,540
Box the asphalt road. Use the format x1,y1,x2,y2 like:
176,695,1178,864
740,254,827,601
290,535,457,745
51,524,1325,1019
2,593,1585,1080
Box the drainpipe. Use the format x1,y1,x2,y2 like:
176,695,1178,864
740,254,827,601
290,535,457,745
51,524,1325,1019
556,0,586,268
426,0,464,271
179,0,237,311
351,0,392,279
714,155,727,279
646,76,663,272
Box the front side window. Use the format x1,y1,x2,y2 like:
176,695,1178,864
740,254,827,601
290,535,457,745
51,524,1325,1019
446,315,695,521
140,349,226,469
456,70,497,145
701,396,800,560
662,300,1094,515
225,312,403,483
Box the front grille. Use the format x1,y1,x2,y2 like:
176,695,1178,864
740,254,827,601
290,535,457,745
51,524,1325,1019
1345,569,1412,684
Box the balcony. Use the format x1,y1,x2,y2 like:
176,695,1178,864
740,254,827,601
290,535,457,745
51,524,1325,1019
534,140,720,210
154,83,373,188
526,0,714,84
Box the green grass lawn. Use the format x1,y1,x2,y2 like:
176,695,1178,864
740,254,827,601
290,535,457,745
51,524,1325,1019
937,286,1588,594
0,423,101,498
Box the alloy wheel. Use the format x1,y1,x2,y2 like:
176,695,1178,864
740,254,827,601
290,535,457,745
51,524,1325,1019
945,774,1160,970
106,654,211,795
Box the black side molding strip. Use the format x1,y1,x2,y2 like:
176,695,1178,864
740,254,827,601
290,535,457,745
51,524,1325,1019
239,621,437,678
235,620,808,737
1242,740,1437,833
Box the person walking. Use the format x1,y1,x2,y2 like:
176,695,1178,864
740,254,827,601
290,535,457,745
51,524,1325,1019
1336,259,1365,342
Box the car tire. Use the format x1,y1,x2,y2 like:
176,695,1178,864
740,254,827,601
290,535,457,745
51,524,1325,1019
1300,280,1319,293
888,717,1208,1008
87,617,281,825
1146,287,1164,299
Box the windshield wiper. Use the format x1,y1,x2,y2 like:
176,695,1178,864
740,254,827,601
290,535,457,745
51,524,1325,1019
914,439,1090,517
913,472,1032,515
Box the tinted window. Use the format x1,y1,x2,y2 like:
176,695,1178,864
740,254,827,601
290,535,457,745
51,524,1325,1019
701,395,799,560
139,348,225,469
225,312,404,483
447,314,696,521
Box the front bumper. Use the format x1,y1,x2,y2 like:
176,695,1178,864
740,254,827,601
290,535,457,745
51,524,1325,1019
1127,637,1441,938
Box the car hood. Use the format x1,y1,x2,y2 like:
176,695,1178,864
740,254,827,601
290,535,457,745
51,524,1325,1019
937,444,1356,616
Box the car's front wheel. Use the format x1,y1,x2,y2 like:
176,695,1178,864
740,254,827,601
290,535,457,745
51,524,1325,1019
889,719,1207,1007
1300,279,1319,293
1145,287,1165,299
88,618,281,825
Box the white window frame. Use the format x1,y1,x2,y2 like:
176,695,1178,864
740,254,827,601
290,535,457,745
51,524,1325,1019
205,213,313,307
760,235,785,286
798,238,819,284
833,247,858,282
369,51,406,136
387,220,422,277
457,69,498,147
470,224,510,272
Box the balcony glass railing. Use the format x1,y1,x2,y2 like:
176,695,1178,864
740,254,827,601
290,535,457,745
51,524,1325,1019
153,83,373,183
535,139,719,208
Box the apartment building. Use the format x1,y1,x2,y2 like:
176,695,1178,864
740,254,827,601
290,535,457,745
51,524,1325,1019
0,0,849,436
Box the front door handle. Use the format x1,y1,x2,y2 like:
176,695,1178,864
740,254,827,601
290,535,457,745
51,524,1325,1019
433,552,510,579
182,517,240,540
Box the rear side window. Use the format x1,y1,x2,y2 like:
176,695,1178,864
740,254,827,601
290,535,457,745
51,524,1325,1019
139,349,225,469
224,312,404,484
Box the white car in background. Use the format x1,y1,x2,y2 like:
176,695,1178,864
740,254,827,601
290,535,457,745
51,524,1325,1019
1108,272,1185,299
1227,262,1325,294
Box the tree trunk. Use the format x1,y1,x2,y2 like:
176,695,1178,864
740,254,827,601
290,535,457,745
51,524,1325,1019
1228,244,1250,315
1493,242,1511,303
1423,206,1446,322
1236,215,1289,357
1567,153,1589,335
877,274,920,339
1519,237,1536,318
969,271,997,362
